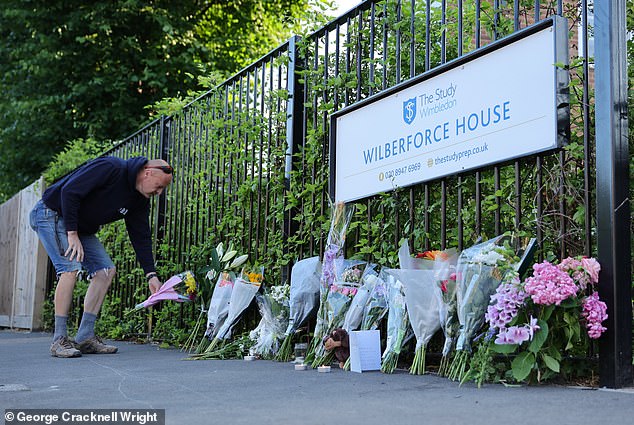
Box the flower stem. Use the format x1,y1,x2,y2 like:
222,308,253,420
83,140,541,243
409,345,426,375
275,334,294,362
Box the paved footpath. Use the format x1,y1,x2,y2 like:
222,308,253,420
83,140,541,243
1,330,634,425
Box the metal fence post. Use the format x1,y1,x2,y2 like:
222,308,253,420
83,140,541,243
155,116,171,255
282,35,305,283
594,0,633,388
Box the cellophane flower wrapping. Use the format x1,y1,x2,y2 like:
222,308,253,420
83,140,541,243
215,268,263,341
432,250,459,376
191,268,263,359
361,273,389,331
304,201,355,365
448,235,521,381
188,271,234,354
389,268,441,375
204,272,235,342
380,271,410,374
249,284,290,359
131,270,198,312
310,260,366,367
342,265,378,333
397,241,436,271
185,243,249,354
275,256,321,362
340,271,388,370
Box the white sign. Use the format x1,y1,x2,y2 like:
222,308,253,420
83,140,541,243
332,19,567,203
349,330,382,373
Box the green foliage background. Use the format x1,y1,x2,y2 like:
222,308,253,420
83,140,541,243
0,0,325,202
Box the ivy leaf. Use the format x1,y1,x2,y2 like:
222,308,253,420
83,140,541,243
511,351,535,381
572,205,586,226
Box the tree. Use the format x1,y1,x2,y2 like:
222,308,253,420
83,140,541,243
0,0,318,201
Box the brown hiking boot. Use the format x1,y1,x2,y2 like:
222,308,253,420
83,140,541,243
76,336,118,354
50,336,82,358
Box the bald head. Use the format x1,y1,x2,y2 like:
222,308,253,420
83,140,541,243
146,159,171,168
135,159,173,198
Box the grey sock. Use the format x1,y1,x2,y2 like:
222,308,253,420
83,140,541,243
53,315,68,342
74,312,97,343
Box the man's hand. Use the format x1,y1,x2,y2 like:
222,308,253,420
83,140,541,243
65,231,84,262
148,276,161,294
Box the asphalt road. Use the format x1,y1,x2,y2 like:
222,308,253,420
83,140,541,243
2,330,634,425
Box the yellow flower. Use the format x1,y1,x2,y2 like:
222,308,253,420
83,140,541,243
183,271,197,295
247,272,263,283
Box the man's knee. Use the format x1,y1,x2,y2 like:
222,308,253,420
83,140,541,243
92,267,116,285
58,270,80,283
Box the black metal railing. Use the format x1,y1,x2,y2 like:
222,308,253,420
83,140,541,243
94,0,596,319
50,0,630,383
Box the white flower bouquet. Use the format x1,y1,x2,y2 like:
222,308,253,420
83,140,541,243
191,267,263,359
447,235,524,381
249,284,290,359
380,272,409,374
389,268,441,375
276,256,321,362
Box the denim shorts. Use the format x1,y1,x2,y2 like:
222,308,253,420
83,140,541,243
29,200,115,277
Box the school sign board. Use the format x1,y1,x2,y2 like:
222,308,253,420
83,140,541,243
330,17,569,203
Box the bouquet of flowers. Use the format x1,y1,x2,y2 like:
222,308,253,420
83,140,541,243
340,271,387,370
361,273,389,330
398,244,436,271
183,242,248,353
203,272,235,344
304,201,355,365
380,271,410,373
394,240,459,375
423,247,461,376
276,256,322,362
310,260,367,367
129,271,198,313
342,265,378,333
436,270,459,376
475,256,607,384
447,235,522,381
191,267,263,359
388,268,441,375
249,284,290,359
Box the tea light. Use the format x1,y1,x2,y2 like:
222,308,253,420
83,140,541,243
317,365,331,373
294,363,308,371
243,355,256,361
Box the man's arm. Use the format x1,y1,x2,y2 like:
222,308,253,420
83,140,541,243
125,206,160,294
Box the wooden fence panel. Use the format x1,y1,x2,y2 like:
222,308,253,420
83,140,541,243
0,195,19,322
0,178,48,329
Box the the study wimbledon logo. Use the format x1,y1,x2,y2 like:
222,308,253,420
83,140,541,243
403,97,416,125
